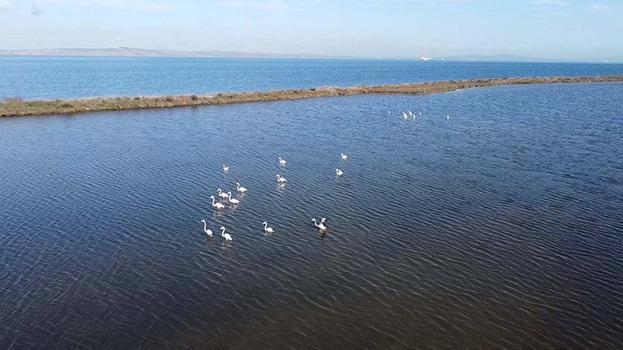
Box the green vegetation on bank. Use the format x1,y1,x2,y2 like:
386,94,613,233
2,75,622,118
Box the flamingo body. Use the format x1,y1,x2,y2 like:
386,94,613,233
263,221,275,233
220,226,232,241
210,195,225,210
201,220,213,237
312,218,327,230
236,182,248,193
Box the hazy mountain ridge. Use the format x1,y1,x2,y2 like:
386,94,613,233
0,47,346,59
1,48,621,63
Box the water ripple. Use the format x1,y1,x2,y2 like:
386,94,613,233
1,83,623,348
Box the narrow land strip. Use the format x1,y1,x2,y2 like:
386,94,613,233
2,75,622,117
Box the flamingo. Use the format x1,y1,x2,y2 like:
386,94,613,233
236,182,248,193
340,153,348,160
222,164,230,172
209,195,225,210
336,168,344,176
217,188,229,200
220,226,232,241
200,219,213,237
278,157,287,166
312,218,327,230
262,221,274,233
276,174,287,183
227,192,240,205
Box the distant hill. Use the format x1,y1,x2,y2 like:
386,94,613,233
0,47,346,59
1,48,621,63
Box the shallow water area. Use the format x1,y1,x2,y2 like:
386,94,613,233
1,83,622,348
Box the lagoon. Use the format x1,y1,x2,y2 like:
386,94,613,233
1,82,622,348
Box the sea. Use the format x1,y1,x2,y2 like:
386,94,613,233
1,57,622,349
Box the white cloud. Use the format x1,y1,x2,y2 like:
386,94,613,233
40,0,180,12
532,0,570,16
532,0,569,7
216,0,290,12
0,0,10,11
589,3,610,11
31,3,43,15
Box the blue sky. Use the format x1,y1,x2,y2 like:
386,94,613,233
0,0,621,61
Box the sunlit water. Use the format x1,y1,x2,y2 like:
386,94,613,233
1,56,623,100
1,83,622,348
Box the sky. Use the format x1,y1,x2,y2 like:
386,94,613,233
0,0,621,61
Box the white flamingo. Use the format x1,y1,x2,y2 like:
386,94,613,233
336,168,344,176
217,188,229,200
262,221,274,233
220,226,232,241
276,174,287,183
311,218,327,230
222,164,230,172
210,195,225,210
200,220,213,237
236,182,248,193
278,157,287,166
227,192,240,205
340,153,348,160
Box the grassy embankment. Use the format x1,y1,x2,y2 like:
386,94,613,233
2,75,622,117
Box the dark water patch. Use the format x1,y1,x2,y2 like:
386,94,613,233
1,83,622,348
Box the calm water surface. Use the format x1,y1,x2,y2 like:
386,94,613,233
1,83,622,348
1,56,623,99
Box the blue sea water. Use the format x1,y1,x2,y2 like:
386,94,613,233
1,78,622,348
1,56,623,99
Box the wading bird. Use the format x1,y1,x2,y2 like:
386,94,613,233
200,220,213,237
263,221,275,233
210,196,225,210
236,182,248,193
227,192,240,205
312,218,327,230
220,226,232,241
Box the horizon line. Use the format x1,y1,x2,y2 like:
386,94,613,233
1,47,622,64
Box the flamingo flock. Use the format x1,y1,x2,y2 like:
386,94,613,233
201,153,347,242
396,109,452,122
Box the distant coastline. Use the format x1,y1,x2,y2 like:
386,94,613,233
2,75,622,118
0,47,354,60
4,48,621,63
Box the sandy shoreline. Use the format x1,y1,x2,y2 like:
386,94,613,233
2,75,622,118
